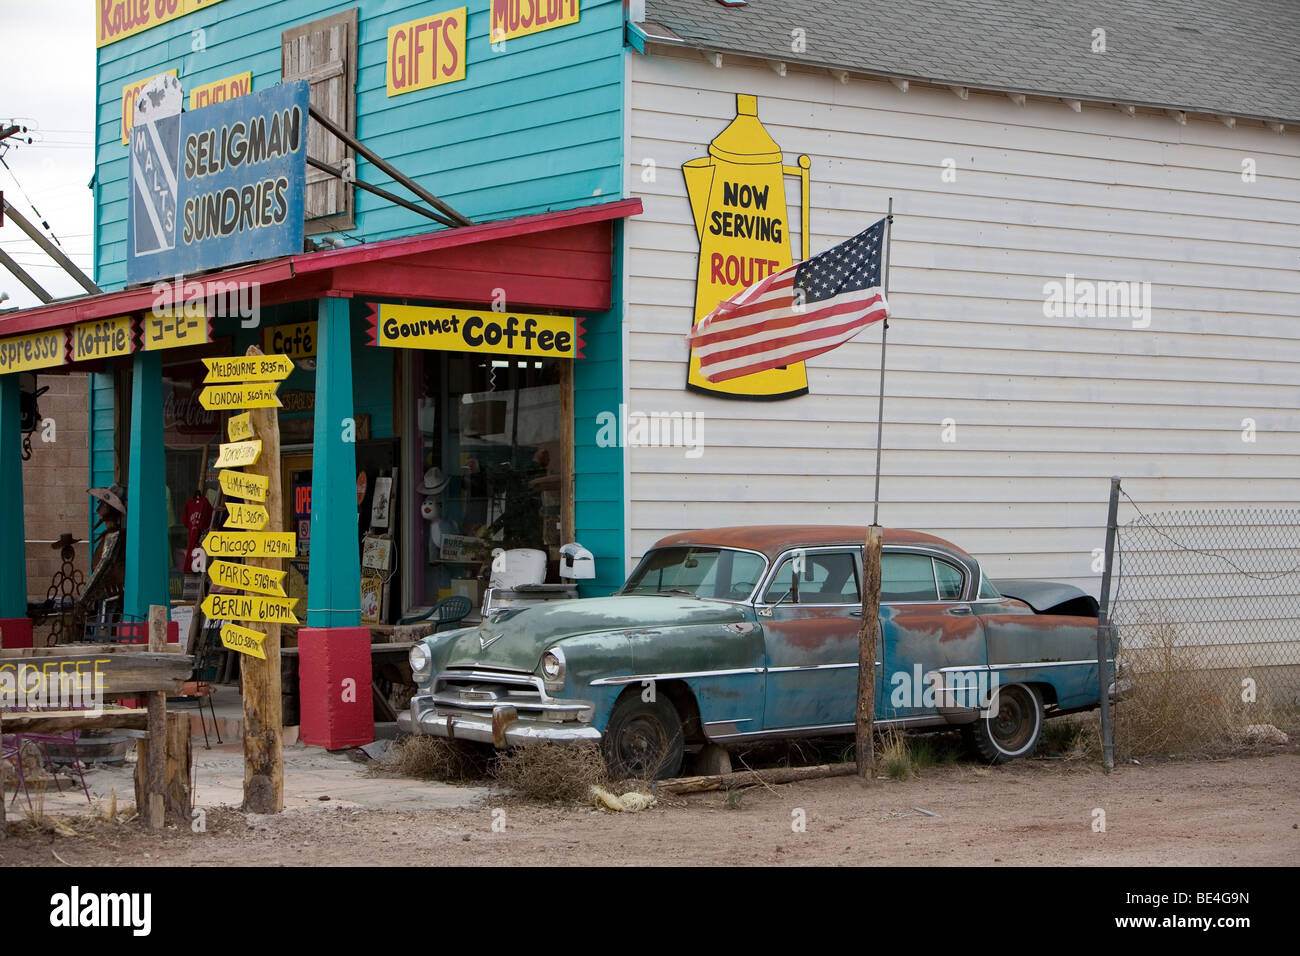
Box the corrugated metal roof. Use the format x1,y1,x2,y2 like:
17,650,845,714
642,0,1300,123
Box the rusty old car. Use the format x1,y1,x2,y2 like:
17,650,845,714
401,526,1112,777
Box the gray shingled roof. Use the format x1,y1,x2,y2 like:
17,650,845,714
642,0,1300,123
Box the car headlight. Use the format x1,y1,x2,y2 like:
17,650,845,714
409,643,432,681
541,646,566,691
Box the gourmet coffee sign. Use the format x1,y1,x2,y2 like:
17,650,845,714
127,81,308,284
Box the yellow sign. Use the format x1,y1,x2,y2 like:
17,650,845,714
0,329,65,375
218,470,268,502
261,322,316,360
142,308,209,351
372,304,580,359
188,71,252,110
489,0,578,42
120,70,178,144
213,440,262,468
199,382,282,410
227,412,254,442
682,93,811,399
220,623,267,660
225,502,270,531
71,316,134,362
202,354,294,382
207,560,286,597
203,531,296,559
386,7,467,96
203,593,299,625
98,0,225,48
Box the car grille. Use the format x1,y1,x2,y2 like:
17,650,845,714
431,668,547,714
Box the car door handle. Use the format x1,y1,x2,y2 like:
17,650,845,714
849,610,862,617
949,605,972,615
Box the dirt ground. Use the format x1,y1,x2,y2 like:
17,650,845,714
2,751,1296,866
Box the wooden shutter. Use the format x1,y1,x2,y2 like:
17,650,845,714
282,8,357,235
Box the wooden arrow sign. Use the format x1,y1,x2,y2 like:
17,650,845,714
200,382,282,411
203,531,296,559
227,412,255,442
202,592,299,625
207,559,287,596
226,501,269,531
203,354,295,383
220,622,267,660
218,469,268,502
213,440,262,468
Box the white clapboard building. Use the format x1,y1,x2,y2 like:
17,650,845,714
619,0,1300,594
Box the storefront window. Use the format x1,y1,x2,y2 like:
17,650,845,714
161,358,222,598
410,351,567,610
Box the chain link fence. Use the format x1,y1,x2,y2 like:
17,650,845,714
1106,493,1300,757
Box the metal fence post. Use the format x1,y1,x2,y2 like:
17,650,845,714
1096,477,1121,772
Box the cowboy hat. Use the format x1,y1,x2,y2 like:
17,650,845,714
88,483,127,515
419,467,448,496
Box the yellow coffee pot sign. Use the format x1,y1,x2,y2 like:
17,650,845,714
682,93,811,399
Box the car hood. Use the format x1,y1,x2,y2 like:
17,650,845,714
440,595,749,672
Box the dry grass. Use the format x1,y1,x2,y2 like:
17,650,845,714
1112,623,1295,760
491,743,610,803
368,735,493,783
1040,715,1103,762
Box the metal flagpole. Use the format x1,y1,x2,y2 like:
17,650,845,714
871,197,894,526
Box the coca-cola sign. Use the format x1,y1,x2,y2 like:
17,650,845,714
163,361,218,449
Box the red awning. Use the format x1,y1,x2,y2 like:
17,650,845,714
0,198,641,336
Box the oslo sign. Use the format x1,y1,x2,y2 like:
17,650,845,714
127,81,309,284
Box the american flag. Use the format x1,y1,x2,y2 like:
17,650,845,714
689,218,889,383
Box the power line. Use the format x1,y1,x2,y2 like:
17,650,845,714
0,153,65,248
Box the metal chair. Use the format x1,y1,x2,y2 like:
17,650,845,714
399,595,473,631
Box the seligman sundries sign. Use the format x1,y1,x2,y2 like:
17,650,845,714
127,81,308,284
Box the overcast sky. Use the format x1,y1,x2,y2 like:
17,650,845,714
1,3,96,309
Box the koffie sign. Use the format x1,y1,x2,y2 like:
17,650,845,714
126,81,308,284
367,303,584,359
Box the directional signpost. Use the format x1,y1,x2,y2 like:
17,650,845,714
200,382,282,411
225,501,270,531
219,622,268,661
201,592,299,625
219,469,268,502
197,347,294,814
206,559,287,596
228,412,254,442
213,439,262,469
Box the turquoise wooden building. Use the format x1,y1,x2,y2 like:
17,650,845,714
1,0,640,747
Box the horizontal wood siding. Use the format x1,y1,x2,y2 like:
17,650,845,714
94,0,624,290
625,48,1300,595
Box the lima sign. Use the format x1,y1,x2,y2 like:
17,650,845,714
127,80,308,284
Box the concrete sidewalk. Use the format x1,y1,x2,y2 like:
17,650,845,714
9,689,485,817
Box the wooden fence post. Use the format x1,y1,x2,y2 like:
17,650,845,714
856,526,883,779
144,604,168,828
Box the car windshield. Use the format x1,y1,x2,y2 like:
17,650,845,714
622,547,767,602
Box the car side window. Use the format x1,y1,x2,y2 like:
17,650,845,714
935,560,965,601
762,550,860,604
881,553,938,602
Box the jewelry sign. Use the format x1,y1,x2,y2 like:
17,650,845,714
127,80,308,284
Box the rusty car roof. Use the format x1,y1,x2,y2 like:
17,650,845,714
651,526,974,563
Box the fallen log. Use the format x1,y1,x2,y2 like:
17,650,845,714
656,761,857,795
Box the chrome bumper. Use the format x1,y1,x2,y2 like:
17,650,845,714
403,694,602,747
